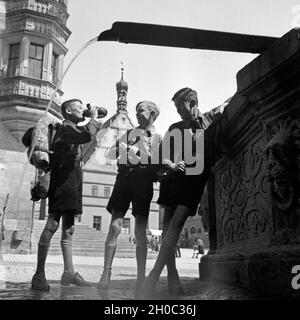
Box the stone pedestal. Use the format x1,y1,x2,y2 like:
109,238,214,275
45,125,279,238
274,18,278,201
200,28,300,298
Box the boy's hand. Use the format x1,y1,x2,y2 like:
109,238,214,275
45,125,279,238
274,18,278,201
128,146,141,164
174,161,186,172
119,142,128,151
128,145,139,155
88,106,98,119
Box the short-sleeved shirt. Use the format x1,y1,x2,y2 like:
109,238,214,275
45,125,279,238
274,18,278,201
116,126,162,177
106,126,162,216
157,108,222,214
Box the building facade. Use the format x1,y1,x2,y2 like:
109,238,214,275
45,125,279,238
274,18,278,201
0,0,70,252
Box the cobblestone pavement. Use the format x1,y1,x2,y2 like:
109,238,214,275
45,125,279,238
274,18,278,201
0,249,269,300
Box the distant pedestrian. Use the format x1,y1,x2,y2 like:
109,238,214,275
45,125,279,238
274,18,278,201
196,238,204,258
192,241,198,258
154,237,159,252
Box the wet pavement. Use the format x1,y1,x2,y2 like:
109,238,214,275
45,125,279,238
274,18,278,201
0,278,263,300
0,249,272,300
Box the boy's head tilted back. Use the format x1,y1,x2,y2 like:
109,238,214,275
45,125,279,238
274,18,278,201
136,101,160,128
61,99,84,123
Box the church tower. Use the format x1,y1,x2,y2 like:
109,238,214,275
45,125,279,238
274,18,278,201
116,66,128,113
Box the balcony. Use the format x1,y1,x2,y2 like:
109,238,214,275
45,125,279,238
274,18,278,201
6,0,69,25
5,16,69,46
0,76,62,105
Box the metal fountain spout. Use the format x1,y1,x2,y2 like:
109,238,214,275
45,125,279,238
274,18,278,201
98,21,278,54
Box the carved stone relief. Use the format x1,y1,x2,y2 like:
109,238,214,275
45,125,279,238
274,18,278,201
215,135,272,249
265,118,300,244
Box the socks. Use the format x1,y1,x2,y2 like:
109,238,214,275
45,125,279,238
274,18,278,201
60,240,75,274
35,243,50,274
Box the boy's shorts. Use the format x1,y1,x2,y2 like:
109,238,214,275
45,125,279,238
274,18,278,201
107,169,154,217
157,169,210,215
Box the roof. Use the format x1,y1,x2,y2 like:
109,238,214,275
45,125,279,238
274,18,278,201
82,111,135,164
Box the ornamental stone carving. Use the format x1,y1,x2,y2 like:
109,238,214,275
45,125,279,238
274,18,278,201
265,119,300,243
215,135,272,250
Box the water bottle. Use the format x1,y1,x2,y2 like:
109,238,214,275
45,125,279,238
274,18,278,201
83,104,107,119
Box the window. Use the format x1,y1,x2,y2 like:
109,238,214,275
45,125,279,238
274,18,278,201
184,228,189,240
190,227,196,234
51,52,59,84
122,218,131,234
93,216,102,231
104,186,110,198
91,185,98,197
198,228,202,234
28,43,44,79
7,43,20,77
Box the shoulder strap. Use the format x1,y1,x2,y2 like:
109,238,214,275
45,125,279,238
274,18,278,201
48,123,59,152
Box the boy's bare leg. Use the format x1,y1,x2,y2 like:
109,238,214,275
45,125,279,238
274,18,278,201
139,205,192,299
97,210,124,289
134,214,148,295
162,207,184,295
31,215,59,291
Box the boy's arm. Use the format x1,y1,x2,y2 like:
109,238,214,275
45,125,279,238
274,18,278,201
60,119,102,144
160,128,177,170
137,134,160,163
107,130,129,160
204,97,231,124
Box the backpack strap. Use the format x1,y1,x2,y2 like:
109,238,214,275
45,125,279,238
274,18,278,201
48,122,59,152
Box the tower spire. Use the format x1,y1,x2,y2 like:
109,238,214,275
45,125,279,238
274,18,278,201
116,62,128,112
121,61,124,80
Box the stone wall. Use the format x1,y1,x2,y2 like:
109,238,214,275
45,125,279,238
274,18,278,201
200,28,300,298
0,126,35,253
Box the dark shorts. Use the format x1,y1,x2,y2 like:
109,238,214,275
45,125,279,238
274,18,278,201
48,211,75,228
107,169,154,217
48,164,83,215
157,169,210,215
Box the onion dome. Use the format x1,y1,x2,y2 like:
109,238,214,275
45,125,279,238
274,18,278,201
116,67,128,92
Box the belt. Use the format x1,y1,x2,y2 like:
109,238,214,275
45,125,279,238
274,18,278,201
73,160,84,168
60,160,84,168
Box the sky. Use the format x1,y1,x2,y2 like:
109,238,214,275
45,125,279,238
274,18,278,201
62,0,300,135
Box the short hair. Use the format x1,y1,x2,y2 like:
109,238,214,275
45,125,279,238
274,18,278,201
61,99,82,119
136,101,160,121
172,87,198,105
